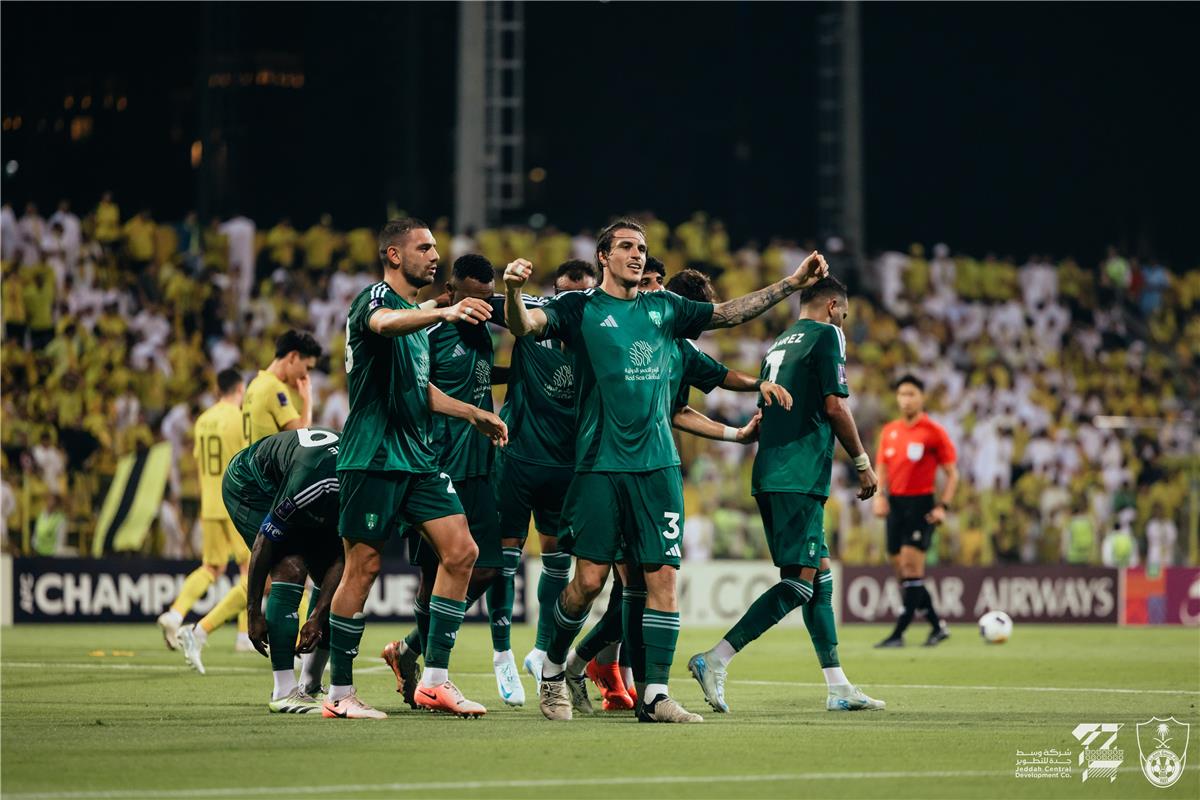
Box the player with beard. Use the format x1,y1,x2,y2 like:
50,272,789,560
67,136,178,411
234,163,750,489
324,218,507,719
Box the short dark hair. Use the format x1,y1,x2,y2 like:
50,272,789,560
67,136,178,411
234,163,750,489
894,374,925,392
216,368,243,395
555,259,596,284
665,268,715,303
595,218,646,263
452,254,495,284
799,276,847,305
275,329,322,360
643,256,666,278
377,217,430,268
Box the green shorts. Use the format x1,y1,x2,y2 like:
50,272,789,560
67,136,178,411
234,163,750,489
223,451,342,578
222,450,274,544
409,476,502,569
493,451,573,539
338,469,464,542
560,468,685,568
755,492,830,569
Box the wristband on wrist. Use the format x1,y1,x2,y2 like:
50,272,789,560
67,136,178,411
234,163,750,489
722,425,740,442
853,453,871,472
935,501,949,511
754,378,765,391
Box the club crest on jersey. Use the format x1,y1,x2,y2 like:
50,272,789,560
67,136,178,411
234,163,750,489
907,442,925,461
365,513,379,531
474,359,491,387
649,310,663,327
277,392,289,406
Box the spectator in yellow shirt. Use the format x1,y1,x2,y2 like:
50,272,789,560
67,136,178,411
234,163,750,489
266,218,298,270
23,266,56,350
123,209,156,271
94,191,121,250
302,214,335,273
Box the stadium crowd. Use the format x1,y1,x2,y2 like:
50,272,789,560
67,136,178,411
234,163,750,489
1,196,1195,570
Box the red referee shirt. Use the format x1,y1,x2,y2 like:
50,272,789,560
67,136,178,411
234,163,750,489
876,414,956,496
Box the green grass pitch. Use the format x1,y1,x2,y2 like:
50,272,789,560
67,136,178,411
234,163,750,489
2,622,1197,799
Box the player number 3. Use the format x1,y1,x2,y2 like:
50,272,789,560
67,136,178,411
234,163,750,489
662,511,681,540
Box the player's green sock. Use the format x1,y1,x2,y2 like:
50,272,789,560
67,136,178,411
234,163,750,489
265,581,304,672
803,570,839,668
621,586,647,684
642,608,680,689
535,552,571,650
403,597,430,655
575,590,623,662
486,547,522,652
329,613,366,686
546,595,589,668
723,578,812,653
425,595,467,670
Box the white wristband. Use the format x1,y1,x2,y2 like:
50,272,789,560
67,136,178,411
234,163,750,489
722,426,739,442
853,453,871,472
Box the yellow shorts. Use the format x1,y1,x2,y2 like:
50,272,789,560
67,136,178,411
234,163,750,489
201,518,251,566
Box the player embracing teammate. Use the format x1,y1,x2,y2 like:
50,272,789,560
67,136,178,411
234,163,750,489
502,219,830,722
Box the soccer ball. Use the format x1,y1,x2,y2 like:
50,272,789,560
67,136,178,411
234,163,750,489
978,610,1013,643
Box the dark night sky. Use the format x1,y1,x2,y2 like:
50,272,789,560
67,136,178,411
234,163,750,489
2,2,1197,265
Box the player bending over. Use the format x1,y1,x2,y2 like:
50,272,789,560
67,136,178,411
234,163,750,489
223,427,345,713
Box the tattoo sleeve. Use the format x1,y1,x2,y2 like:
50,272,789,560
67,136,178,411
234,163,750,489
707,278,797,329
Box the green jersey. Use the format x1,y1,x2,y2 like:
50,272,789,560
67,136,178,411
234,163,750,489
752,319,849,498
247,427,341,536
491,294,576,467
671,338,729,413
338,281,436,474
427,316,494,481
541,288,713,472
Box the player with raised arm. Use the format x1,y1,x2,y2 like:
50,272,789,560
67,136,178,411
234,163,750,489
381,253,515,707
873,374,959,648
221,426,345,713
325,218,507,720
688,276,886,714
567,265,791,712
503,218,826,723
161,369,248,667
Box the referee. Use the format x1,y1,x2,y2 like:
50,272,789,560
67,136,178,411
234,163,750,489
872,375,959,647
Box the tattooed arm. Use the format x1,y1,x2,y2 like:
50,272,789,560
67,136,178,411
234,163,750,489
707,251,829,329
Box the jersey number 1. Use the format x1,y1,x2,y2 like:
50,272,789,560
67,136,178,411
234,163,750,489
763,349,787,383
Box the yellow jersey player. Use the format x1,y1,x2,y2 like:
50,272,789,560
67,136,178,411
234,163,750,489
242,330,323,444
157,369,248,655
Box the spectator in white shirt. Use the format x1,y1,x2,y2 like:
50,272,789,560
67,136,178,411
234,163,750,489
1144,505,1178,572
0,202,18,262
31,432,67,492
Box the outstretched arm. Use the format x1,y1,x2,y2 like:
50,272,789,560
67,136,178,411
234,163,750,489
501,259,549,336
244,533,278,658
720,369,793,410
369,297,492,338
824,394,878,500
707,251,829,329
672,407,762,443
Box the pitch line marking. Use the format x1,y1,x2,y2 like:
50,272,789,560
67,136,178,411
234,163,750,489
4,662,1197,695
7,765,1197,800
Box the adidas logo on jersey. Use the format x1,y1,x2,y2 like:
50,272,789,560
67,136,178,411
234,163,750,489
665,544,681,558
452,343,467,358
600,315,619,328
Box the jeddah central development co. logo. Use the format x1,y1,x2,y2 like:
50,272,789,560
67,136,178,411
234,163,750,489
1072,724,1123,782
629,340,655,367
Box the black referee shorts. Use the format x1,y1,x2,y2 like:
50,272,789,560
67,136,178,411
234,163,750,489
886,494,934,555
